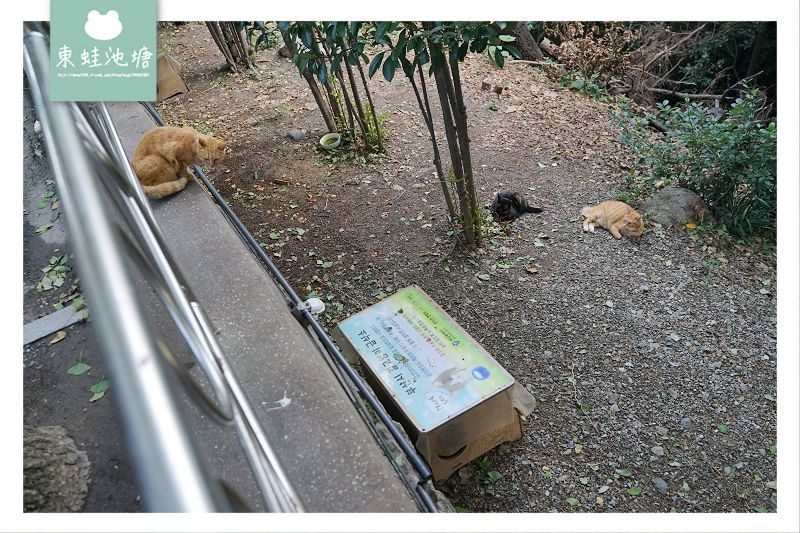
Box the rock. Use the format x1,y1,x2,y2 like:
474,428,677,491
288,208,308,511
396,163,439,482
598,485,609,494
641,187,712,227
34,120,42,134
277,46,292,58
287,129,306,141
655,426,668,436
652,477,669,495
24,425,90,512
651,446,665,456
709,361,722,370
680,417,692,430
610,403,620,413
639,284,650,292
481,78,492,91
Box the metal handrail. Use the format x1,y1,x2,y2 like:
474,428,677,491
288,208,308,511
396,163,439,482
23,23,303,512
141,105,439,511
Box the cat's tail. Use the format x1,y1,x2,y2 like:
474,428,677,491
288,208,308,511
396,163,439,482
526,205,544,214
143,177,189,199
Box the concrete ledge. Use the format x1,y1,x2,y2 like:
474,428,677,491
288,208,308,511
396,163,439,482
23,306,89,345
105,102,418,512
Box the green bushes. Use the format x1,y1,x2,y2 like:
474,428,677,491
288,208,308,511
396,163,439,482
617,90,776,241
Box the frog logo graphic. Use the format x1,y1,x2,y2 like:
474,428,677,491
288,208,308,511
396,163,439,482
84,10,123,41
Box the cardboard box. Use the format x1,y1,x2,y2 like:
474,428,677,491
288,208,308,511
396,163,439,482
334,286,536,481
156,53,188,102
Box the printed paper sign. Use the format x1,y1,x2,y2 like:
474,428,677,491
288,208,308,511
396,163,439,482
338,286,513,432
50,0,156,101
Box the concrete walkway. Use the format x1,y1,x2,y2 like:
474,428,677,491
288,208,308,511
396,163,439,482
97,102,418,512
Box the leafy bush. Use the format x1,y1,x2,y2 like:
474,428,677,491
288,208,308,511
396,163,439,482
617,90,776,240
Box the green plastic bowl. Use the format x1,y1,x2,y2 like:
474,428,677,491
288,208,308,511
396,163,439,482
320,133,341,150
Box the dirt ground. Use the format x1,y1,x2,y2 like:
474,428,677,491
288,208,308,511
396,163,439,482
156,23,777,513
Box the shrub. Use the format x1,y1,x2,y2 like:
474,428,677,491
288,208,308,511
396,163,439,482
616,90,776,241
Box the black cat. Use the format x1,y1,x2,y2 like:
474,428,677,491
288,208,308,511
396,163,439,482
490,191,544,222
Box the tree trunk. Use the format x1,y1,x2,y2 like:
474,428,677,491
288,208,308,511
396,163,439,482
280,30,337,132
407,61,456,222
511,22,544,61
336,71,358,139
746,22,767,79
303,71,337,132
206,22,238,71
354,56,384,152
431,57,476,248
447,59,478,226
343,55,369,141
539,37,559,58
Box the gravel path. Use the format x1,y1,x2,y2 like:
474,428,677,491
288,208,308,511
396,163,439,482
157,23,777,513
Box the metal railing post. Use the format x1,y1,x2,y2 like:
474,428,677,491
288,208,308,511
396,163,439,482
23,23,229,512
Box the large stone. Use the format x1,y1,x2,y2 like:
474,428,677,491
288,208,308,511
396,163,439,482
641,187,711,227
24,425,90,512
287,128,306,141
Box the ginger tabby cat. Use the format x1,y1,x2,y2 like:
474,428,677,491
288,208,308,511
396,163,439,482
132,126,226,200
581,200,644,239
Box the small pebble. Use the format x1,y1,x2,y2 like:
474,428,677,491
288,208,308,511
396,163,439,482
651,446,665,456
680,417,693,430
652,477,668,495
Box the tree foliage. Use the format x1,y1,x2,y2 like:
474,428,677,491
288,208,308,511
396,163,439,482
277,21,386,153
367,21,521,248
617,90,776,241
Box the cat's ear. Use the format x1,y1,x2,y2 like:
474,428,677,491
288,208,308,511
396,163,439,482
197,136,209,148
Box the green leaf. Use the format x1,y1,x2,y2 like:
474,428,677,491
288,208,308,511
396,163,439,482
615,468,632,477
717,424,729,434
382,58,396,82
35,223,54,234
574,444,583,454
321,261,333,268
368,51,385,78
454,506,467,512
498,34,516,42
36,201,48,209
627,486,642,496
769,444,777,455
67,362,91,375
476,273,490,281
579,477,589,485
566,497,579,507
487,470,502,482
317,62,328,85
72,297,86,311
90,380,110,394
755,506,769,513
503,44,522,59
88,391,106,402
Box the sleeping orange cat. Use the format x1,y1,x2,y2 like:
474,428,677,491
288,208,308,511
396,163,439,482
132,126,226,199
581,200,644,239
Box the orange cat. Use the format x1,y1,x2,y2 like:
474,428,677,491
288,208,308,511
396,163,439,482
581,200,644,239
132,126,226,199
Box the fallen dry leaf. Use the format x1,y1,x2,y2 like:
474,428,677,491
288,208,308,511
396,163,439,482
526,266,539,274
49,330,67,345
